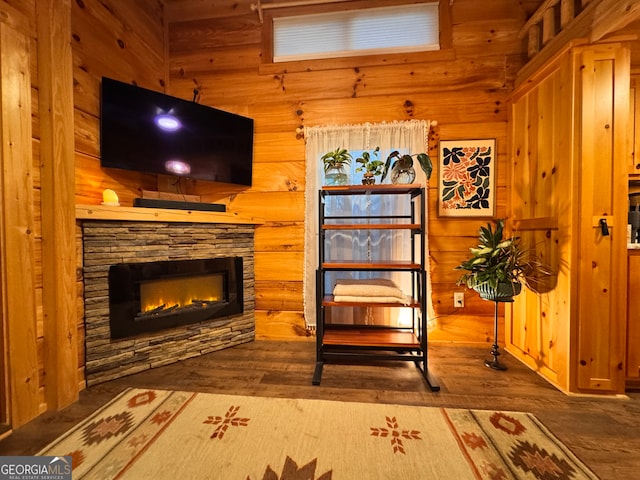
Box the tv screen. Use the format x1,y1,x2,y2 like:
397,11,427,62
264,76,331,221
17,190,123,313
100,77,253,186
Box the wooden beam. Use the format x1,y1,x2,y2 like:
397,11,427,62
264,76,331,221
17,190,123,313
516,5,595,87
36,0,79,411
560,0,575,27
516,0,639,86
520,0,640,45
0,22,40,427
528,24,541,57
590,0,640,42
519,0,561,39
542,6,557,46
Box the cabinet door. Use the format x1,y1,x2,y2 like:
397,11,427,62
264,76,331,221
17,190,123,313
628,254,640,380
630,77,640,175
575,45,629,393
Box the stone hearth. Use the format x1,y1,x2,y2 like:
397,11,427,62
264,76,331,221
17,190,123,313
81,220,255,385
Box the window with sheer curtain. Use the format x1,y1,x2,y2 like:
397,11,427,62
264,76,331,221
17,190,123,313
303,120,435,330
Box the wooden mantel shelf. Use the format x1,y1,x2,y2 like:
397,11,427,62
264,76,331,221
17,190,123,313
76,204,263,225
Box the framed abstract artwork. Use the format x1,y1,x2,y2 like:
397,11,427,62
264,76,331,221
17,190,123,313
438,139,496,217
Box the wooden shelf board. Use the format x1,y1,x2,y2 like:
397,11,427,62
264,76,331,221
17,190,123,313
321,184,422,195
321,260,421,270
323,295,420,308
76,204,263,224
322,223,420,230
322,328,419,348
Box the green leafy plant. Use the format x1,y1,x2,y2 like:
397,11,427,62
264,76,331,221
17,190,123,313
456,219,524,290
381,151,433,182
455,219,554,295
321,147,352,173
355,147,384,177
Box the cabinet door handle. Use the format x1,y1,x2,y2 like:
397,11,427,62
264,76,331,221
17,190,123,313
599,218,610,236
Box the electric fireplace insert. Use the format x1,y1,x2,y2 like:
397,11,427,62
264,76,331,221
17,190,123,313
108,257,243,339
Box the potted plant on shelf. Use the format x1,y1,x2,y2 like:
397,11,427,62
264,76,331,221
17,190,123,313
355,147,384,184
381,151,433,184
321,147,352,185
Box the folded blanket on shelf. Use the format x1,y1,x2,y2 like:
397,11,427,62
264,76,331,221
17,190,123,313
333,295,410,305
332,278,410,304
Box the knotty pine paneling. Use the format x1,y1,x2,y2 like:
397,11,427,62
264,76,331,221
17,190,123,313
169,16,262,52
251,161,305,193
255,251,303,281
430,284,495,317
73,108,99,159
255,281,304,311
75,152,159,206
0,0,35,36
170,45,262,75
71,0,167,205
71,0,165,91
254,223,304,252
628,252,640,380
170,63,515,106
228,191,305,223
508,57,573,390
253,131,305,163
162,0,527,342
254,311,311,341
454,0,525,22
31,86,39,140
452,20,526,58
429,314,497,344
165,0,256,23
0,12,40,426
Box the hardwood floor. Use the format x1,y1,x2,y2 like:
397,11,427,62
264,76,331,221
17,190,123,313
1,340,638,479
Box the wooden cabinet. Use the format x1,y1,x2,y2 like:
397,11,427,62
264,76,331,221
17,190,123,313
507,42,629,395
627,251,640,383
630,77,640,175
313,184,439,391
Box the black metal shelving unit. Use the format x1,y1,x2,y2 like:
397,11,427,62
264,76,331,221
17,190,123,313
312,184,440,391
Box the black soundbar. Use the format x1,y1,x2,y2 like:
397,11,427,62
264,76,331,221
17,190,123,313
133,198,226,212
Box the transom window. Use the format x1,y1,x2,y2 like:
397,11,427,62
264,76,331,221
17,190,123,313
272,2,440,63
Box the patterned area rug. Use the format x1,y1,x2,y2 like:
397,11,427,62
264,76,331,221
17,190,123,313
38,388,599,479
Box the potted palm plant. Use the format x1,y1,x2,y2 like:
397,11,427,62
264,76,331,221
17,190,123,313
455,218,555,371
355,147,384,184
381,151,433,184
455,219,547,302
321,147,352,185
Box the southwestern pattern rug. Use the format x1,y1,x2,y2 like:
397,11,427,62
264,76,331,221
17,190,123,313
38,388,599,479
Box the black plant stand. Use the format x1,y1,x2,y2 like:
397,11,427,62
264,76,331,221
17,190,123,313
485,299,509,371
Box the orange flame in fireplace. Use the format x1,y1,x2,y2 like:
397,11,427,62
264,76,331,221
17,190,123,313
140,274,224,313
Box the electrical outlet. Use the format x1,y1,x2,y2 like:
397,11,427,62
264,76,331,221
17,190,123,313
454,292,464,308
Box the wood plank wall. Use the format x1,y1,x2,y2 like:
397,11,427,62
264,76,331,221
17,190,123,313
162,0,530,340
37,0,79,413
0,0,40,427
72,0,167,204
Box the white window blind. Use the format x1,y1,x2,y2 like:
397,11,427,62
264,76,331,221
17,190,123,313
273,3,440,62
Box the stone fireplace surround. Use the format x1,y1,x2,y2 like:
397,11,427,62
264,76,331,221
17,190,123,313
80,218,256,385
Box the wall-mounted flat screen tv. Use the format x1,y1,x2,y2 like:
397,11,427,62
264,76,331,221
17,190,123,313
100,77,253,186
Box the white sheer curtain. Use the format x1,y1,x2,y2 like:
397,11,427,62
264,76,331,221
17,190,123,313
303,120,435,329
